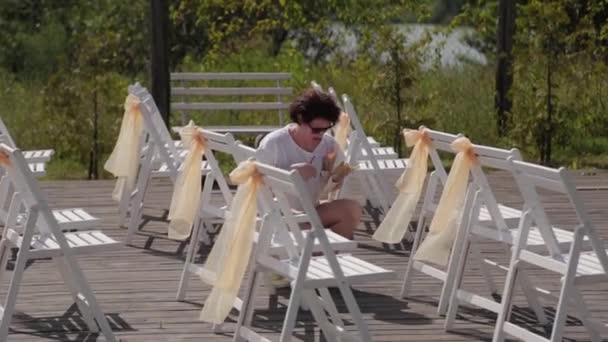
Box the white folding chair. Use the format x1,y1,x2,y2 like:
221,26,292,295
234,161,395,342
122,83,209,244
176,135,357,303
400,129,523,315
0,144,120,341
492,160,608,342
443,143,582,330
339,95,408,215
0,117,53,177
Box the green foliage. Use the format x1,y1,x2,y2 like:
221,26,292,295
454,0,608,165
1,0,608,179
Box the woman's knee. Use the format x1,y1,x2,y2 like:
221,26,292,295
344,199,361,222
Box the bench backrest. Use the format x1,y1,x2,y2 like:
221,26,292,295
170,72,293,132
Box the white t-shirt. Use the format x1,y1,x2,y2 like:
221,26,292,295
256,124,345,204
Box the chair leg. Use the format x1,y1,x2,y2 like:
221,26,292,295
279,272,307,341
302,290,337,340
233,266,263,342
125,154,153,245
117,184,131,227
177,220,202,301
66,261,117,342
400,216,427,298
549,279,572,342
444,239,472,330
492,260,520,342
516,270,548,325
0,245,31,339
568,289,602,342
54,257,98,332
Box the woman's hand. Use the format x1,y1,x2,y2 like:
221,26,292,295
290,163,317,180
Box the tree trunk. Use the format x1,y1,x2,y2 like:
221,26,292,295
495,0,516,137
543,52,554,166
89,88,99,180
394,49,403,157
150,0,171,127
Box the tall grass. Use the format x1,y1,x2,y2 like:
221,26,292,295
1,44,606,179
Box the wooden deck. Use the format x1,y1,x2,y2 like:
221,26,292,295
3,170,608,341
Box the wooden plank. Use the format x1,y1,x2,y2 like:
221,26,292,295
171,87,293,96
171,102,290,111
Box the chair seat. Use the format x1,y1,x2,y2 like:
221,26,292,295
564,250,608,277
282,254,395,286
269,230,357,254
478,204,522,221
28,162,46,177
366,136,380,148
29,230,121,258
152,160,210,177
16,208,99,231
359,147,398,159
22,149,54,163
474,222,586,249
356,158,408,172
518,249,608,283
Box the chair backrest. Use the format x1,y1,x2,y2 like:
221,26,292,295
509,159,608,272
233,141,256,163
310,80,323,91
422,127,461,182
129,83,181,179
196,129,239,209
466,144,523,234
341,95,394,198
0,144,57,238
327,87,342,109
0,117,17,147
253,161,325,260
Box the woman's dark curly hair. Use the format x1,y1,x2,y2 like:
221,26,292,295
289,88,341,124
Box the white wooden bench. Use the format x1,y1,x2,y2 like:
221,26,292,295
170,72,292,135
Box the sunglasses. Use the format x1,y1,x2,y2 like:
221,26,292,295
307,123,334,134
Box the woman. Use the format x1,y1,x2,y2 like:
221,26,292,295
256,88,360,239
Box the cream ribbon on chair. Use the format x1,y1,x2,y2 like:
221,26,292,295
334,111,352,151
413,137,477,266
104,94,144,202
372,128,430,243
167,121,206,240
198,160,263,324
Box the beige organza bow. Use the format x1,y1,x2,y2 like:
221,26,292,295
104,94,144,202
413,137,477,266
373,128,430,243
198,160,263,324
167,121,207,240
334,111,352,151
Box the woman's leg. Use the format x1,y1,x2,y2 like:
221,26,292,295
315,199,361,239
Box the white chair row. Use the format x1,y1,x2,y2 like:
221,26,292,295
395,127,607,341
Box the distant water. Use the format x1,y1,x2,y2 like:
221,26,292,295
335,24,488,69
